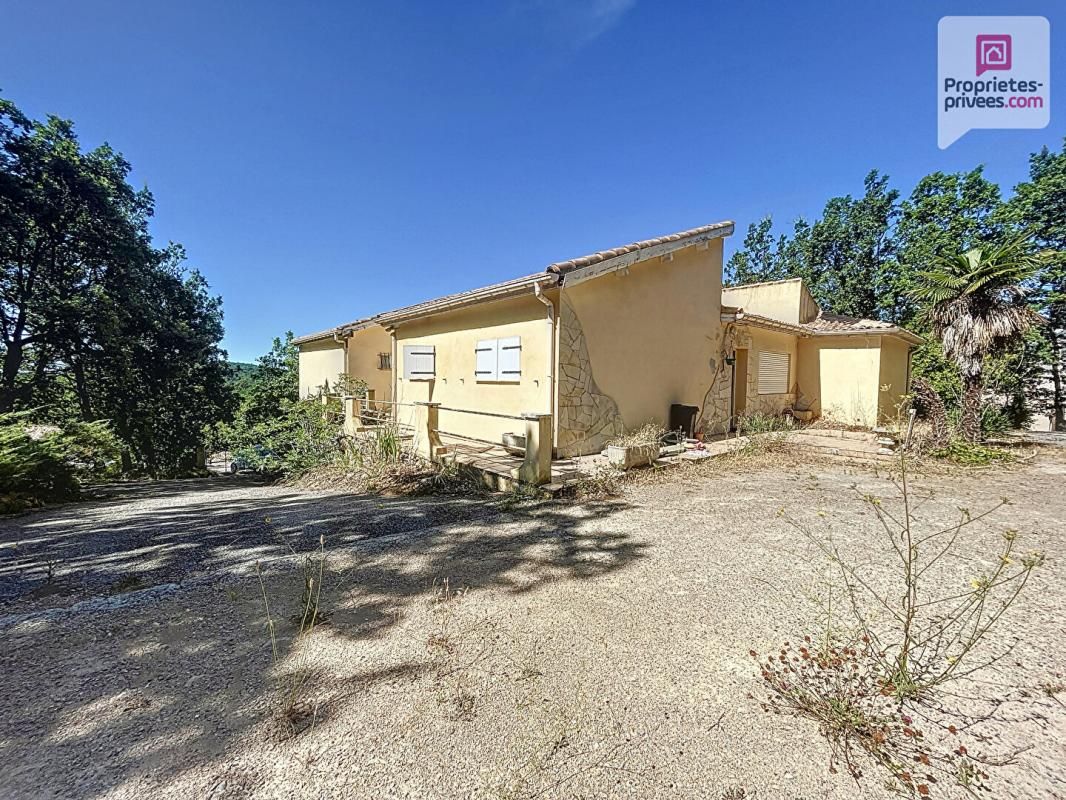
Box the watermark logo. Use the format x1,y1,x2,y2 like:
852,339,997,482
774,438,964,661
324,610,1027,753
975,34,1011,76
938,17,1049,148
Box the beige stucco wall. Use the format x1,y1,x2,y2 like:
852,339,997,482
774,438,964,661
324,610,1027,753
346,325,394,402
805,337,883,427
797,335,913,427
736,327,798,419
722,279,817,324
558,240,726,455
877,335,912,424
297,339,346,399
392,292,555,446
796,337,824,416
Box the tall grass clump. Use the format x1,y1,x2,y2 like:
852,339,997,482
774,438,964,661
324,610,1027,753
255,533,327,738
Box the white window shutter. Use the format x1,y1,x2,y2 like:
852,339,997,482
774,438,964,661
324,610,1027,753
497,336,521,381
757,351,790,394
403,344,435,380
474,339,498,381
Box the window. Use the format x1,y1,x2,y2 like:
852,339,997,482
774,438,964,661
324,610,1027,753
474,336,521,382
757,350,790,394
403,344,435,380
377,352,391,370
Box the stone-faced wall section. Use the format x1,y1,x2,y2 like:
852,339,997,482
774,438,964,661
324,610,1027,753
556,298,624,457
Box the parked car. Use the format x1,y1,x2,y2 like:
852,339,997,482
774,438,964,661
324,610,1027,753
229,445,276,474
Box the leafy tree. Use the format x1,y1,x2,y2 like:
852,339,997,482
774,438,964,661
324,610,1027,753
726,172,897,319
238,332,299,428
724,216,791,286
892,168,1005,324
0,96,232,474
1004,138,1066,430
908,236,1045,442
800,171,898,318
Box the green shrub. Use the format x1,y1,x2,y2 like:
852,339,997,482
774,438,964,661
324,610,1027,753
226,398,346,476
0,412,80,512
737,412,794,435
61,420,123,480
978,404,1012,438
932,439,1015,466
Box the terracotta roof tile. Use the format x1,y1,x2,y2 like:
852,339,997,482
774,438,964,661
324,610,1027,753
293,316,376,345
374,272,549,324
802,312,896,333
547,221,734,274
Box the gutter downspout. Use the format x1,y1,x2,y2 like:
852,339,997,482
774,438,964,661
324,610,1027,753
534,281,556,453
389,328,398,420
333,331,347,394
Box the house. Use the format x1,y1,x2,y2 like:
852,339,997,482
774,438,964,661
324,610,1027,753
293,318,393,402
295,221,920,473
376,222,736,458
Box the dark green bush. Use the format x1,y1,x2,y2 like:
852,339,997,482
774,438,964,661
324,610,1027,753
0,412,122,512
1,413,79,512
227,398,345,476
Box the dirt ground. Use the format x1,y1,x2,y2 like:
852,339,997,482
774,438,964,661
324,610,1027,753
1,451,1064,799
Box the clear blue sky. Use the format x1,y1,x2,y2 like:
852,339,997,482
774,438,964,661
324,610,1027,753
2,1,1062,362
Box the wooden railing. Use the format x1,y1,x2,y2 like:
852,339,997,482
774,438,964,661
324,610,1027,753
337,392,552,485
415,402,552,485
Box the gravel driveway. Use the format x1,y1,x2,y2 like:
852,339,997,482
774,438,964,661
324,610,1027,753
1,456,1064,799
0,475,500,615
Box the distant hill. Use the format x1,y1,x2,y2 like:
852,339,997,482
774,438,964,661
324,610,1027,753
228,361,260,378
227,361,261,393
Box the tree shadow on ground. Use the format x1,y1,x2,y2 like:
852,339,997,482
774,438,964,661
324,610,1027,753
0,479,645,798
1,475,508,604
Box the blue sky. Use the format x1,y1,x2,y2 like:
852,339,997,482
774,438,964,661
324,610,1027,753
2,0,1062,361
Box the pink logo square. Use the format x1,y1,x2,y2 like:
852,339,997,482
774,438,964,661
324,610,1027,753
976,34,1011,75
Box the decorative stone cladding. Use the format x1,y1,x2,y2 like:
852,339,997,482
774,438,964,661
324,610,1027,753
701,326,795,433
556,299,624,457
700,323,735,436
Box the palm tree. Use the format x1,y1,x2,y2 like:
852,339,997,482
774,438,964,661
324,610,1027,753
910,235,1045,442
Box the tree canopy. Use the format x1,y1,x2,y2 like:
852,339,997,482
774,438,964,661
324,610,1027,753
0,97,233,474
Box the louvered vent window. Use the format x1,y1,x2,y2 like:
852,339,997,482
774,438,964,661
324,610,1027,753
757,351,790,394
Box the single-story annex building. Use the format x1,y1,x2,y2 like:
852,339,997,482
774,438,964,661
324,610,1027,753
294,318,393,402
296,221,920,462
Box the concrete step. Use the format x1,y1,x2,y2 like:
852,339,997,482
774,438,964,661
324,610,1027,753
787,432,897,462
793,428,880,443
793,439,899,462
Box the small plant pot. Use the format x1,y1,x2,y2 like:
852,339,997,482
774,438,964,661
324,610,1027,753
502,432,526,456
606,442,659,470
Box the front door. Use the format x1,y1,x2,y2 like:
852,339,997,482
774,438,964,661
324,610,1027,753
731,348,748,429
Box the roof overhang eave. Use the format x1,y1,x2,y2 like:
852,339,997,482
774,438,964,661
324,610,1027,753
807,328,924,346
293,317,377,346
376,274,558,328
722,310,807,335
558,223,734,288
722,310,924,345
293,330,342,346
